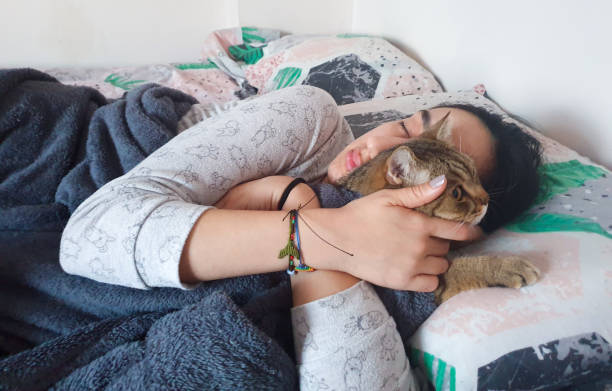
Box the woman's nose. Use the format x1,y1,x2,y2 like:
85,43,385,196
364,139,381,162
367,136,409,159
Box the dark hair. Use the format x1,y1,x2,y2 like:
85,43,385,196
434,103,543,233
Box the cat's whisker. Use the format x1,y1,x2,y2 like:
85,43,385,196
505,181,519,193
487,199,502,209
486,190,506,197
485,186,511,197
485,191,505,197
485,197,499,205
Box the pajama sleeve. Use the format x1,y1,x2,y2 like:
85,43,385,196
59,85,354,289
292,281,419,391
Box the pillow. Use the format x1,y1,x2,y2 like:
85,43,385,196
46,27,441,110
338,90,612,390
246,34,442,105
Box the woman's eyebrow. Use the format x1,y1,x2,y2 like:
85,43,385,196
421,110,431,129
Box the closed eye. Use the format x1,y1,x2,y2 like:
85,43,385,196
400,120,410,137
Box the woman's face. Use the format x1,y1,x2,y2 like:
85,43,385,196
326,107,496,184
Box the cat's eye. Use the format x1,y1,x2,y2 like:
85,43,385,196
452,186,463,200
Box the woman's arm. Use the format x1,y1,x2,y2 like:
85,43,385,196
179,176,329,282
198,174,360,301
273,179,361,305
276,182,417,390
60,85,352,289
180,171,479,290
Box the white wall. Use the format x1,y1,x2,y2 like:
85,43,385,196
1,0,610,166
0,0,239,67
0,0,352,67
353,0,612,168
239,0,352,35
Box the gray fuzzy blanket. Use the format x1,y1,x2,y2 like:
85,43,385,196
0,68,195,231
0,69,433,390
0,69,296,390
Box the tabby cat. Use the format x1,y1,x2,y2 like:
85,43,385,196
337,112,540,304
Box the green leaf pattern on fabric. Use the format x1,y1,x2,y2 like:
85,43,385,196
273,67,302,89
410,347,456,390
228,43,264,65
104,73,146,91
506,159,611,239
507,213,612,239
173,61,218,70
241,26,266,44
223,27,269,65
534,159,607,204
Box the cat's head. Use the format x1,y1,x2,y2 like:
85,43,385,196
384,112,489,224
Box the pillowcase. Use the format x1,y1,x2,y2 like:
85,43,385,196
46,28,442,110
246,34,442,105
338,90,612,390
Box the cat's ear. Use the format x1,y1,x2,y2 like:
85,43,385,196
421,111,453,144
385,146,419,185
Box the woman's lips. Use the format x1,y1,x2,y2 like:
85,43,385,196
345,149,361,172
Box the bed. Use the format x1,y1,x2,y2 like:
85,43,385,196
1,26,610,390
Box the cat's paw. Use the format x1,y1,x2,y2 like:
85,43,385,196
493,256,540,289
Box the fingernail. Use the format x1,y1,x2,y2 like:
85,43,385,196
429,175,446,188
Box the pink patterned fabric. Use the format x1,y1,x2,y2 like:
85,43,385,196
339,91,612,390
46,30,442,110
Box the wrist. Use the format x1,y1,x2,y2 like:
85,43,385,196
295,207,349,273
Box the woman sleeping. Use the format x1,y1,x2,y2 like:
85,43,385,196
60,85,541,389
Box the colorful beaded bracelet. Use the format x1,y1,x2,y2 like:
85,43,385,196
278,209,315,275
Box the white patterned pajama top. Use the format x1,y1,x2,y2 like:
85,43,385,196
59,85,416,390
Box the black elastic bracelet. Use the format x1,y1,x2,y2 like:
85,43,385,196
277,178,307,210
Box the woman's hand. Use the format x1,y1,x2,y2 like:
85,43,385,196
215,176,312,211
212,174,481,292
298,177,481,292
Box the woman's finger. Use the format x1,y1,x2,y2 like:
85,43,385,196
418,256,449,275
406,274,440,292
425,237,451,257
381,175,447,209
426,216,482,241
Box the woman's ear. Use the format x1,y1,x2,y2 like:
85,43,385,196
420,111,453,144
385,146,420,185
